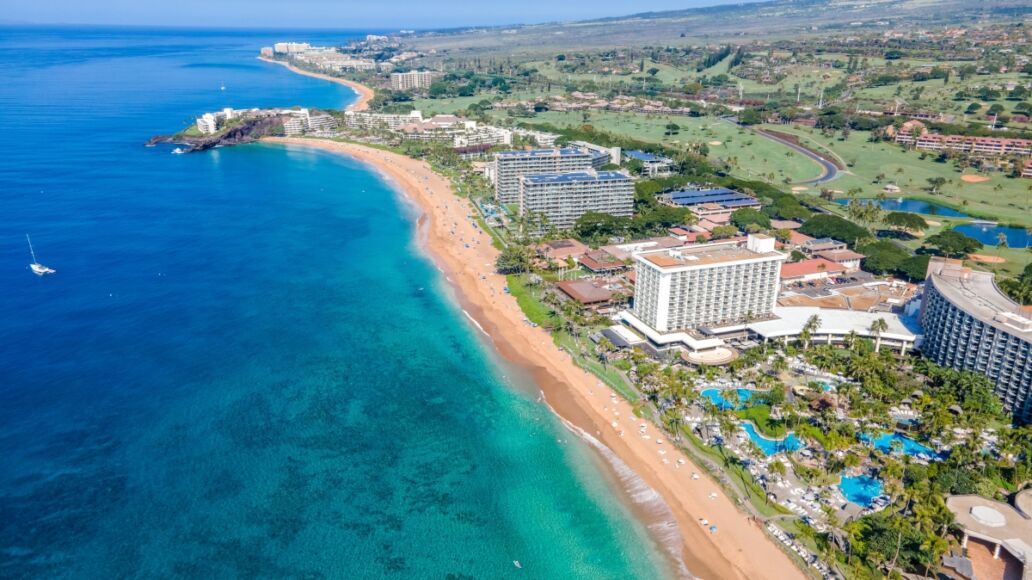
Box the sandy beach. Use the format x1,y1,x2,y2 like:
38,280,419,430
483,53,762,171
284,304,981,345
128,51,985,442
257,57,374,111
263,137,805,580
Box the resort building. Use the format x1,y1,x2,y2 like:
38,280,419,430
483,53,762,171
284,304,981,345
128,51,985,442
945,492,1032,579
273,42,311,55
664,188,762,215
452,126,512,149
623,150,674,177
1022,159,1032,179
512,128,560,147
493,148,595,204
814,249,865,273
343,110,425,130
536,239,589,262
557,280,616,312
919,258,1032,422
891,121,1032,157
281,109,311,136
518,171,634,233
779,258,847,285
746,307,917,354
196,113,217,135
802,238,848,256
631,235,786,333
570,141,622,166
390,70,440,91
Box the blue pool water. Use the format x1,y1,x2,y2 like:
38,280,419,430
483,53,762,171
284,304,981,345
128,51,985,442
740,423,802,456
833,197,970,217
0,27,671,578
955,224,1031,248
839,475,883,507
861,432,939,459
701,388,755,410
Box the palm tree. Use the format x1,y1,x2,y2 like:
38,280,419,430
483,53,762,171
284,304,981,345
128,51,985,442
869,318,889,353
800,314,822,350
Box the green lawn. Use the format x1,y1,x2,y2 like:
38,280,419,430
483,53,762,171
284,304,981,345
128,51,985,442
492,110,824,182
762,124,1032,227
505,274,557,327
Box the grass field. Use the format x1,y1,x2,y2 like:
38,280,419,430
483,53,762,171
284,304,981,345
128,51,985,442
484,110,824,182
760,124,1032,226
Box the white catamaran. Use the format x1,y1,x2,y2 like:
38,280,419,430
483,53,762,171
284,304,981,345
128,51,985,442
26,234,56,276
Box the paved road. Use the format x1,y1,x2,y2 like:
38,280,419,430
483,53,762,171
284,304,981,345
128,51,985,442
721,117,840,185
757,130,840,185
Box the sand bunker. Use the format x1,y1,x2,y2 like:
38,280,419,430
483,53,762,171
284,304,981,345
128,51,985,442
791,186,808,192
708,141,723,146
961,174,991,183
925,220,942,226
968,254,1006,264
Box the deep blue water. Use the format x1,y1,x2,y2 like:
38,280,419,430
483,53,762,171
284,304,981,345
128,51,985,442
0,27,671,578
832,197,970,218
954,223,1032,248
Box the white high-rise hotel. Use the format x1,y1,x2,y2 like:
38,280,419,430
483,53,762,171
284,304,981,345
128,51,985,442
633,235,786,332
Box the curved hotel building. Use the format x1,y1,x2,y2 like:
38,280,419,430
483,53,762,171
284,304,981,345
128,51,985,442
920,258,1032,423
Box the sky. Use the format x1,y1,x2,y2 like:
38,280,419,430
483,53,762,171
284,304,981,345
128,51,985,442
3,0,757,29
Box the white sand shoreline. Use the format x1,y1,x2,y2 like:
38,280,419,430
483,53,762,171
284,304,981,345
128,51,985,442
261,136,806,580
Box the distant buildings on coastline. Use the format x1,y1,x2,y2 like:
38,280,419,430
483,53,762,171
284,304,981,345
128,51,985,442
261,40,409,75
919,258,1032,422
342,110,512,149
194,107,337,137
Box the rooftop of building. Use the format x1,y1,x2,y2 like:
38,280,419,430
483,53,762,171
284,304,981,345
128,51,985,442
537,238,588,259
816,249,866,261
746,306,919,342
624,150,670,163
926,258,1032,340
780,258,847,279
521,170,630,185
495,147,588,158
770,219,802,230
788,230,816,246
637,238,783,270
946,494,1032,565
557,280,615,305
668,188,759,207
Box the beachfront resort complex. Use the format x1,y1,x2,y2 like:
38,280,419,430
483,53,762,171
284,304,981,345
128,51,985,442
162,25,1032,579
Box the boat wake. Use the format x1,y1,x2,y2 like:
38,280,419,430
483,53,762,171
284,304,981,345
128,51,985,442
539,392,693,579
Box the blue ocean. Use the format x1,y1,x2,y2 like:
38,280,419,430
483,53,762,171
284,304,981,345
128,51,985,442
0,27,671,578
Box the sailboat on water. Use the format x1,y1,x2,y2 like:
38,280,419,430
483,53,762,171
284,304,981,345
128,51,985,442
26,234,56,276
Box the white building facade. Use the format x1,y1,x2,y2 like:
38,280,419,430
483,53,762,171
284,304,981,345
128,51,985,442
519,171,633,232
493,148,595,204
633,235,786,332
390,70,439,91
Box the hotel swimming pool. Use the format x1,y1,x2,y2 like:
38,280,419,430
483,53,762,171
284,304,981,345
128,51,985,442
839,475,884,508
741,423,802,456
861,432,940,459
701,388,755,410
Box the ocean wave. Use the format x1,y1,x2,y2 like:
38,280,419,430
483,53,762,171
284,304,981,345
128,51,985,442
540,393,694,579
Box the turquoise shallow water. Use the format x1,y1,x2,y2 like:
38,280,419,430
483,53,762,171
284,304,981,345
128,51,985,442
0,27,671,578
